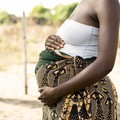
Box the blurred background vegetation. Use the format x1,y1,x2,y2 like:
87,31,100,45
0,2,120,119
0,2,119,70
0,2,79,69
0,3,78,25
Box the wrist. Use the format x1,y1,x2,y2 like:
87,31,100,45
54,86,64,98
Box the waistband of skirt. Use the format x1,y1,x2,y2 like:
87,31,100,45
39,50,96,61
35,50,97,74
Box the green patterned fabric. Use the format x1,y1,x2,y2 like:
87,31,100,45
35,50,69,74
35,54,118,120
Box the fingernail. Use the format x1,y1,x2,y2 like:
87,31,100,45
51,48,54,50
60,45,63,47
57,47,60,49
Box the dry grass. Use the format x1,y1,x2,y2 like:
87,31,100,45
0,23,120,70
0,23,120,119
0,23,58,119
0,23,58,70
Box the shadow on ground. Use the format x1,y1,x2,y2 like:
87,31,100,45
0,97,42,108
0,96,120,119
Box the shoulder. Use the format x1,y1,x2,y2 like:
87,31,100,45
88,0,119,15
94,0,119,12
92,0,120,21
93,0,119,5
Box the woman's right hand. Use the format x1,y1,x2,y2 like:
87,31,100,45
45,34,65,50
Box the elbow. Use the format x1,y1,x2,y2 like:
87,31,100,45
101,62,114,75
104,65,113,74
97,58,115,75
98,64,113,77
104,58,115,74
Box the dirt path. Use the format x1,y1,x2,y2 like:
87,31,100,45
0,49,120,119
0,64,43,120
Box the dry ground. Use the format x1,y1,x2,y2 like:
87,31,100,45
0,24,120,119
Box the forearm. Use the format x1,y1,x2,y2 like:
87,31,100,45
55,58,112,97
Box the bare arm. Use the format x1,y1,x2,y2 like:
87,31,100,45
39,0,119,106
55,0,120,96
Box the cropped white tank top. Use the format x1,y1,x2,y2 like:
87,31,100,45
56,19,99,58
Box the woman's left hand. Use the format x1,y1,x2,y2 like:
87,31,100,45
38,86,60,107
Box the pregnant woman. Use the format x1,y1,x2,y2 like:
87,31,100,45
35,0,119,119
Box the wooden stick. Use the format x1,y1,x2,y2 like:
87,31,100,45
22,11,28,94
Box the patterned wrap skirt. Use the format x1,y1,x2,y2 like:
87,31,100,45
35,50,118,120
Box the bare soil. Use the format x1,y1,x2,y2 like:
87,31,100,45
0,24,120,119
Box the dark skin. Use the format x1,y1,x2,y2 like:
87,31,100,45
45,35,65,50
39,0,120,107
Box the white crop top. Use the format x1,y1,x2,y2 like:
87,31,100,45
56,19,99,58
